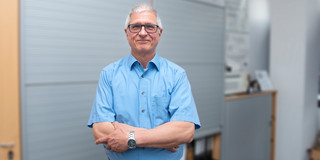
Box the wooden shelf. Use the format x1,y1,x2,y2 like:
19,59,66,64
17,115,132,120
225,90,277,101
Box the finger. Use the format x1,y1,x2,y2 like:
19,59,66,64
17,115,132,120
112,122,119,129
165,147,177,152
96,137,109,144
170,145,179,152
114,122,128,132
95,139,101,144
106,145,111,150
112,121,119,127
113,121,119,124
115,148,121,153
95,138,103,144
168,147,178,152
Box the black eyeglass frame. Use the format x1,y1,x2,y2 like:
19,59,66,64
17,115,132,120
127,24,159,33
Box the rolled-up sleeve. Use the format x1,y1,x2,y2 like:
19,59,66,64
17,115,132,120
88,69,115,128
168,71,201,130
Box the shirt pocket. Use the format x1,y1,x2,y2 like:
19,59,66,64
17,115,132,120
152,96,171,127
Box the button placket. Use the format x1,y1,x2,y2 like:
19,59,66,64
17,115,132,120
138,76,150,128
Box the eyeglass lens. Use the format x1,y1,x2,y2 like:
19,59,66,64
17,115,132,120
129,24,158,33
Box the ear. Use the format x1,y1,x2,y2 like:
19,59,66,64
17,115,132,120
124,28,129,38
158,28,163,37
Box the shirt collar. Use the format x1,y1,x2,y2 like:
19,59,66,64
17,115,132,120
128,54,138,70
150,53,160,71
128,53,160,71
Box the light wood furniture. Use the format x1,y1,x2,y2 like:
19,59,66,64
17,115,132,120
186,133,221,160
0,0,21,160
212,134,221,160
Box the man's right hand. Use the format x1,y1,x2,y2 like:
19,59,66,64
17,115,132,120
165,145,179,152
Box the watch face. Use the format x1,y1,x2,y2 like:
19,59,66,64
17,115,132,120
128,139,136,149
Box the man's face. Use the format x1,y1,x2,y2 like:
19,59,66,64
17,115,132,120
125,11,162,55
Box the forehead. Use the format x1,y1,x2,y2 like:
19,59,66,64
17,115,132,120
129,11,157,24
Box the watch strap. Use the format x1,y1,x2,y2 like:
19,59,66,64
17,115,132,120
129,131,135,139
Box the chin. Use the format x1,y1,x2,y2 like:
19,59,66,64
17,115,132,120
136,49,153,54
136,47,151,52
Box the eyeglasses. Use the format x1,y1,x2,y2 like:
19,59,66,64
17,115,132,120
127,24,159,33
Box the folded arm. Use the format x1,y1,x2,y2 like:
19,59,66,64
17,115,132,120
135,121,194,149
94,121,195,152
92,122,115,141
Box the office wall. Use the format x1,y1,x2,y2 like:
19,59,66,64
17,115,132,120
247,0,270,78
20,1,147,159
305,0,320,152
315,0,320,132
270,0,320,160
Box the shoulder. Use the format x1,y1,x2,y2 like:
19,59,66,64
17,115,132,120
100,56,128,81
158,56,185,75
102,56,128,73
157,56,188,86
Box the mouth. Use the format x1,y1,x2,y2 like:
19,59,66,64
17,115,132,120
136,40,150,44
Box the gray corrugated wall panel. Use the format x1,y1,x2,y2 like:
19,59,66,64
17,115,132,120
154,0,225,137
155,0,225,64
22,0,144,84
182,64,224,139
24,84,103,160
20,0,147,160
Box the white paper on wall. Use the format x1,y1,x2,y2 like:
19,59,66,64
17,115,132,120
225,0,250,72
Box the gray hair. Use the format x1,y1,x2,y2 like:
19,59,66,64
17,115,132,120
125,3,163,29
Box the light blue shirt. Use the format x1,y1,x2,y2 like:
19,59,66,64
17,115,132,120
88,53,201,160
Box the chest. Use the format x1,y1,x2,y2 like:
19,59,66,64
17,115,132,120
110,68,174,128
112,68,173,98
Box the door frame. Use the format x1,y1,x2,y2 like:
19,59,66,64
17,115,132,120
0,0,21,160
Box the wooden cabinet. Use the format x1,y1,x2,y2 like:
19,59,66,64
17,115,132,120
222,91,277,160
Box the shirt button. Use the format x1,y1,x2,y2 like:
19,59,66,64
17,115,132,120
142,109,145,113
141,91,144,95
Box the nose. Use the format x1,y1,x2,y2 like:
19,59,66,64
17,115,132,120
138,26,147,36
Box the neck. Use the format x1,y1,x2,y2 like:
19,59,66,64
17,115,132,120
131,50,156,69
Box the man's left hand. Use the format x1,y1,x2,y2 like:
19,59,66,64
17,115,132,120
95,121,129,153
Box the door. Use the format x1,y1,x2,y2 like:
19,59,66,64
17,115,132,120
0,0,21,160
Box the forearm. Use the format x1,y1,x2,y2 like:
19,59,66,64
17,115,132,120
134,121,194,148
92,122,115,141
94,121,194,153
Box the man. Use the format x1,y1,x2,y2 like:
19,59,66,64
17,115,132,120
88,3,200,160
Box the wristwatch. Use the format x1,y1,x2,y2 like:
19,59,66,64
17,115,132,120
127,131,136,149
